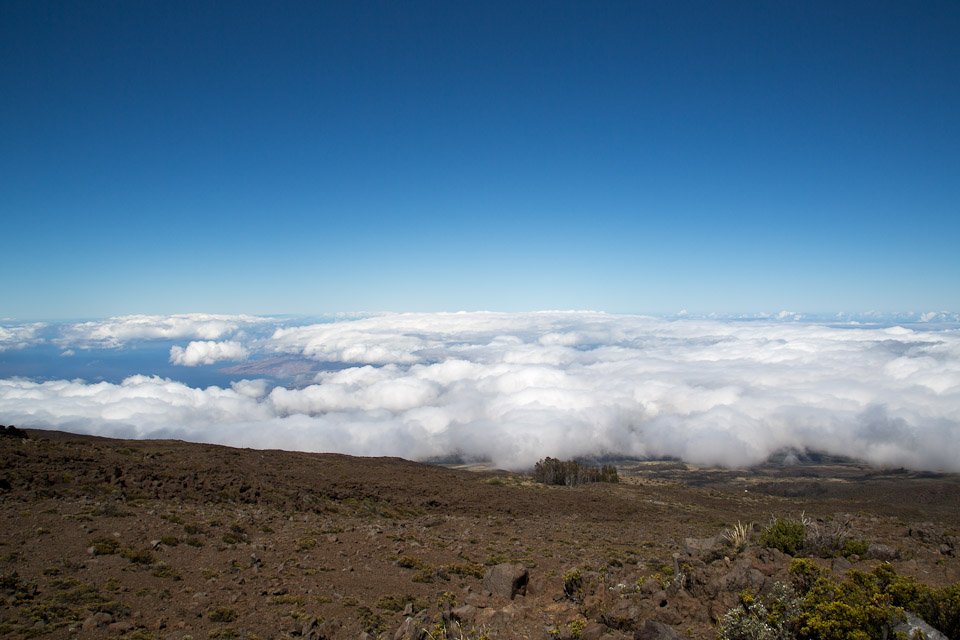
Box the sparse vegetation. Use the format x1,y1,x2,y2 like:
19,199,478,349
356,605,385,635
397,555,430,570
208,606,238,622
562,568,584,601
150,563,181,579
445,561,485,578
90,537,121,555
221,525,247,545
121,548,156,565
567,617,587,639
296,537,317,550
376,593,427,612
5,430,960,640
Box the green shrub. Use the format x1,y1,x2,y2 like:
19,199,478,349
795,570,901,640
376,594,426,612
397,555,429,570
840,539,868,559
89,538,121,556
445,562,485,579
760,518,806,555
873,564,960,639
789,559,827,595
567,618,587,639
121,548,156,565
562,568,584,602
208,606,237,623
150,564,180,580
296,537,317,551
220,532,243,545
719,562,960,640
356,605,385,634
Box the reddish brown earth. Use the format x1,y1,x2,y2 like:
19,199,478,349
2,430,958,639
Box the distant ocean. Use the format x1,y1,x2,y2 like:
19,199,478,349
0,342,243,388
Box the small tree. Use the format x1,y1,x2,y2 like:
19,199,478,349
532,458,618,486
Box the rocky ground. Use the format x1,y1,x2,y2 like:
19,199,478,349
2,429,958,640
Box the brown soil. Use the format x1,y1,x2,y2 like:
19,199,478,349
2,430,958,639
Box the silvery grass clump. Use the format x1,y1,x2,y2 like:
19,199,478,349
723,521,753,552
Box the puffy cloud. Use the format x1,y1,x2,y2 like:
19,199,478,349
57,313,273,348
170,341,249,366
0,323,45,351
2,312,959,471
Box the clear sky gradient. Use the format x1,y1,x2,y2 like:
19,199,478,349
2,1,958,319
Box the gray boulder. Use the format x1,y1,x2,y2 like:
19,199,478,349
482,563,528,599
867,543,898,560
683,536,722,557
895,612,948,640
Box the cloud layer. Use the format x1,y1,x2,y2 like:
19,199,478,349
169,341,249,366
56,313,274,348
1,312,959,471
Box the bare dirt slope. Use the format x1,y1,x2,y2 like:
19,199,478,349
2,430,958,639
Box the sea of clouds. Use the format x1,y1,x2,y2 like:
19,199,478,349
1,311,958,471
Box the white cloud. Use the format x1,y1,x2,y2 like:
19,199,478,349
170,340,249,366
0,323,45,351
58,313,273,348
2,312,959,471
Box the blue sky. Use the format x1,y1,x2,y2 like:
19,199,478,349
2,1,958,319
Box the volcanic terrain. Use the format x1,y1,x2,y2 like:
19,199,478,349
2,428,958,639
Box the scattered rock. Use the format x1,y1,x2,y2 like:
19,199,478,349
831,556,852,575
107,620,134,632
715,557,766,594
683,536,721,557
482,563,528,600
450,604,476,623
392,617,427,640
867,543,898,560
895,611,948,640
82,612,113,630
634,619,690,640
300,616,319,638
601,598,643,631
580,621,611,640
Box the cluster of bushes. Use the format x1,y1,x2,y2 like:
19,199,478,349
719,560,960,640
532,458,619,486
758,515,869,560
